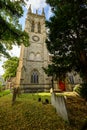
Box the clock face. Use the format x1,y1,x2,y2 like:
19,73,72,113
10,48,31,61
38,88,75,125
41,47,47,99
32,35,40,42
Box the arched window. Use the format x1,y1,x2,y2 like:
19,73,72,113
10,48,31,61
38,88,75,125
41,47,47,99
38,22,41,33
36,53,41,61
29,52,35,60
31,71,39,84
31,21,34,32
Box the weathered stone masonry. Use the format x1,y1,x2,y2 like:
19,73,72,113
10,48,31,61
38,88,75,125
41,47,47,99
16,6,51,92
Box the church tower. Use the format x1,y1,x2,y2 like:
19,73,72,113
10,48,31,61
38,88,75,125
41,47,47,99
16,6,51,92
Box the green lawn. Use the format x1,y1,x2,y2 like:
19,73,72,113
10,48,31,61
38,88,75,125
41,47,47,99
0,92,87,130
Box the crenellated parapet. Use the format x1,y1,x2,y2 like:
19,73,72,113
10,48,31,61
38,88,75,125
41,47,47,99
25,5,46,36
27,5,45,17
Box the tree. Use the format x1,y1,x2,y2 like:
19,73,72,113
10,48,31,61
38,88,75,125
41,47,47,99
0,0,29,58
0,81,3,92
45,0,87,82
0,44,10,58
2,57,19,80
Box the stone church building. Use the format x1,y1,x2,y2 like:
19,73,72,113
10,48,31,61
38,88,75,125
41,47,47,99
16,6,82,92
16,6,52,92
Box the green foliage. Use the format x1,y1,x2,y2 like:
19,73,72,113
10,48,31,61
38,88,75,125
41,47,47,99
80,83,87,100
0,0,29,57
73,83,87,100
2,57,19,80
73,84,82,95
0,89,10,97
45,0,87,81
0,44,10,58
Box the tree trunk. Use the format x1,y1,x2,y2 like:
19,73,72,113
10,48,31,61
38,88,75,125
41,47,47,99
79,51,87,82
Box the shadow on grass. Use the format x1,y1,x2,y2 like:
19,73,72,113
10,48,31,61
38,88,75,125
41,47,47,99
12,100,23,106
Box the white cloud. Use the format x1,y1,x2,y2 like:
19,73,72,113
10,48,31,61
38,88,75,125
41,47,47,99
25,0,47,10
46,6,53,20
8,45,20,57
0,57,6,75
0,67,4,75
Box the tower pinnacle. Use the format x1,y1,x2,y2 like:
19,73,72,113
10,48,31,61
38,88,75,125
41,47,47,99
36,9,38,14
28,4,32,13
42,8,45,16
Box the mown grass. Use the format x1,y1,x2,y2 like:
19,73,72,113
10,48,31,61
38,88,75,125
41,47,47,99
0,92,87,130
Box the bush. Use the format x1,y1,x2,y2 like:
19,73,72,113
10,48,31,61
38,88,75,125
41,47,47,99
80,83,87,101
73,84,82,95
73,83,87,101
0,89,10,97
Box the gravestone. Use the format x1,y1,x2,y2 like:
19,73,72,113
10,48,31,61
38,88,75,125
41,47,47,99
51,92,69,122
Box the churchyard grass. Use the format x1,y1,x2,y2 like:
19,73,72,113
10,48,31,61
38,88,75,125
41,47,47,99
0,92,87,130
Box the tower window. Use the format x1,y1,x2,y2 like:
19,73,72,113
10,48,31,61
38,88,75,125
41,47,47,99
31,71,39,84
29,52,35,60
38,22,41,33
36,53,41,61
31,21,35,32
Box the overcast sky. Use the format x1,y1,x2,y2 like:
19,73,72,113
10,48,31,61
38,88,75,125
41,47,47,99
0,0,52,75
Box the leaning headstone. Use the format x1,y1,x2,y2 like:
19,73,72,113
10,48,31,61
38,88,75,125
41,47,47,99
12,87,21,105
51,92,69,122
12,87,17,105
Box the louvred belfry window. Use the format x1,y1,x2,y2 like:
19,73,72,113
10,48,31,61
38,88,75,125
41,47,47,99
38,22,41,33
31,21,35,32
